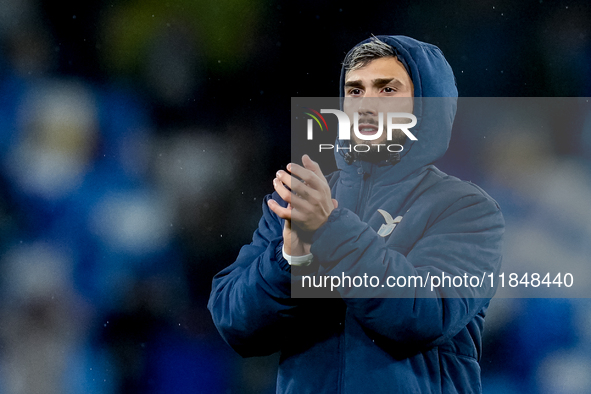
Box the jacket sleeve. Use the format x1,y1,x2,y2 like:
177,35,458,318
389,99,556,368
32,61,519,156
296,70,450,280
207,192,300,357
310,192,504,349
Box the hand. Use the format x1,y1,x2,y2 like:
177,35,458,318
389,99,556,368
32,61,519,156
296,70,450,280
267,178,312,256
268,154,338,241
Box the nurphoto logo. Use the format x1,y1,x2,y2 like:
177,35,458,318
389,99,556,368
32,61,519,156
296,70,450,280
303,108,417,153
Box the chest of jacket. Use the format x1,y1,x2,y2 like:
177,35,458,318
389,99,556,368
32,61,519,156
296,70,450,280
331,164,450,256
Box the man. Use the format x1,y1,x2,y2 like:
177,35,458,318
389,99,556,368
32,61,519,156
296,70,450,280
208,35,504,393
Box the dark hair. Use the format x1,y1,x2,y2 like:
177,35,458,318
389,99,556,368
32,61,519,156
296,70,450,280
342,36,396,73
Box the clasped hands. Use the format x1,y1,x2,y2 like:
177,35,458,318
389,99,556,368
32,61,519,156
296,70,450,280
267,154,338,256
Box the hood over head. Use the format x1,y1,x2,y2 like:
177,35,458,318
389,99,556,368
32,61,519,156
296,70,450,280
337,35,458,182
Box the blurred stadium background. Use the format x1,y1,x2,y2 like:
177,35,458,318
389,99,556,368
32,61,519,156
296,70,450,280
0,0,589,393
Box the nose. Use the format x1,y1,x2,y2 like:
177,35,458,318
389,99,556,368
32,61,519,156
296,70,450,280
357,96,378,116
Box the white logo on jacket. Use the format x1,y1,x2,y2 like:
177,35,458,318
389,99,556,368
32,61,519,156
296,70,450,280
377,209,403,237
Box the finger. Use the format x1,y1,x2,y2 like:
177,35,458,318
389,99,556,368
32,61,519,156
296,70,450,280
288,175,319,201
273,178,291,204
277,169,318,202
332,199,338,209
287,163,320,189
271,197,314,221
267,199,292,220
287,163,325,192
275,169,292,190
301,154,326,181
286,190,315,219
275,177,315,211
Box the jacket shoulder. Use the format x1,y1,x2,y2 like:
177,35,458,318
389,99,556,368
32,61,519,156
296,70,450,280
422,166,501,211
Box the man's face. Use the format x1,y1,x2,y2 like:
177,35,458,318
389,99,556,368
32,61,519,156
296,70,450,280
343,56,414,148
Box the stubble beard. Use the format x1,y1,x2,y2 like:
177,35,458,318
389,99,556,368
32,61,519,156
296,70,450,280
350,127,407,162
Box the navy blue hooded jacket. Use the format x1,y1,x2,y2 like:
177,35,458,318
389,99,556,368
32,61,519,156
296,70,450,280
208,36,504,393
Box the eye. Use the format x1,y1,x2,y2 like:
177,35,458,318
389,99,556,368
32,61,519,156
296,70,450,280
383,87,397,93
347,88,362,96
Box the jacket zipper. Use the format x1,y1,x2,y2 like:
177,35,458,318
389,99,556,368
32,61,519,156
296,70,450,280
342,163,372,393
355,164,373,218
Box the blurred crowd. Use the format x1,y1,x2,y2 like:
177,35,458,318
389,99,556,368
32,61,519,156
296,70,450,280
0,1,283,393
0,0,588,393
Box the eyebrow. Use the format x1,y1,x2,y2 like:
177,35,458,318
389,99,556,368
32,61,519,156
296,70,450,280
344,78,404,89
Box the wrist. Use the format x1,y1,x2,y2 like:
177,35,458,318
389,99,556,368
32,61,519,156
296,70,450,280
284,241,311,256
282,244,314,267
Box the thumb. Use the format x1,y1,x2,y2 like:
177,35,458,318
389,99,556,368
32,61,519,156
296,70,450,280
332,199,338,209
